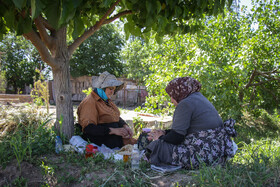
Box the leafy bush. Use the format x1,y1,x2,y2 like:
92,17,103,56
235,109,280,144
132,117,147,137
125,4,280,121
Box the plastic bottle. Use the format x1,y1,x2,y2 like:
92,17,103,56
55,136,63,153
131,144,140,170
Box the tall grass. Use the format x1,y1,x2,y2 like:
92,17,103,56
0,104,55,169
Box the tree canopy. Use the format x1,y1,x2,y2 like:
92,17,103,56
0,0,233,41
0,0,233,138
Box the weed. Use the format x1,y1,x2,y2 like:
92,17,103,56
133,116,147,137
30,78,50,113
82,87,93,96
58,174,78,184
41,161,54,176
12,176,28,187
0,139,13,167
9,132,28,173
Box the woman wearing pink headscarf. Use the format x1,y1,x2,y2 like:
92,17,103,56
143,77,236,169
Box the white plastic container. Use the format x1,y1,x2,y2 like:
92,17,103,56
69,135,88,154
131,144,140,170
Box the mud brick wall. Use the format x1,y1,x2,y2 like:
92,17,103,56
0,94,33,103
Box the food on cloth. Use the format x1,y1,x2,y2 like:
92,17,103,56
116,144,133,155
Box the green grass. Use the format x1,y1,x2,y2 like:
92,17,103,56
190,138,280,186
189,109,280,187
0,104,279,186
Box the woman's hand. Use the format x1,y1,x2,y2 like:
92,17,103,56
123,124,133,138
147,129,165,141
109,127,131,138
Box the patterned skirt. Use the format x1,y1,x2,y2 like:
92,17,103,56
138,119,237,169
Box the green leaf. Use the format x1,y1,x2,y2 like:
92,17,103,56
227,0,233,9
31,0,36,18
72,16,84,39
61,0,77,24
157,16,168,33
155,34,163,44
101,0,114,8
12,0,26,9
31,0,45,20
145,15,154,27
175,6,182,17
4,10,15,29
214,0,221,16
156,1,162,14
132,26,141,36
0,20,8,39
16,16,32,35
146,1,153,14
124,23,131,40
44,0,61,29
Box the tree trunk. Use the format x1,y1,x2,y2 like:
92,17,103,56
53,60,74,139
52,28,74,139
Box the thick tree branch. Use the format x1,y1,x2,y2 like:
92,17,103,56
245,69,257,89
23,30,58,68
250,78,280,87
245,68,280,89
95,0,121,28
34,16,54,50
249,87,256,106
38,16,55,32
103,10,133,25
257,69,279,75
68,0,132,56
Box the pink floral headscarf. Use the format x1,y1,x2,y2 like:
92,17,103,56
165,77,201,103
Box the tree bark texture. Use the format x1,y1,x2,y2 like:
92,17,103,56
52,29,74,138
53,62,74,138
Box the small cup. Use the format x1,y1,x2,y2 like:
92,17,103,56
123,154,131,163
85,145,98,159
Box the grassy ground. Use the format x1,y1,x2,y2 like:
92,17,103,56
0,103,279,186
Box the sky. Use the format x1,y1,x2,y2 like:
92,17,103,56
239,0,253,11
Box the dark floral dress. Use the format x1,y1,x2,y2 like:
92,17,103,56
138,119,237,169
172,119,237,169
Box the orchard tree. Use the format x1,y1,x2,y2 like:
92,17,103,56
0,0,232,138
125,1,279,120
0,33,48,93
70,24,124,77
122,38,153,84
